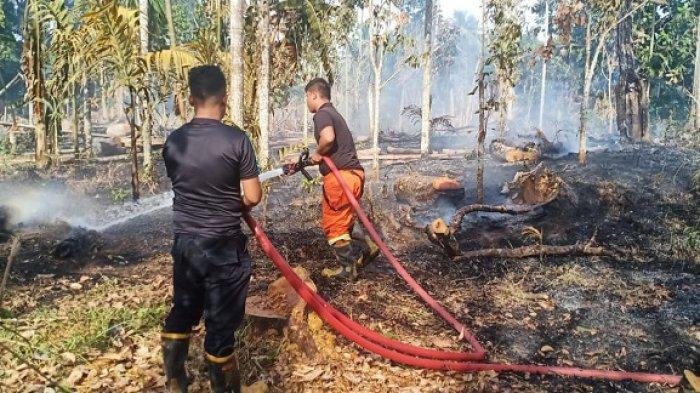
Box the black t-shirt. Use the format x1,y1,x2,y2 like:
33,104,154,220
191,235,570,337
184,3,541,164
313,103,363,176
163,118,259,238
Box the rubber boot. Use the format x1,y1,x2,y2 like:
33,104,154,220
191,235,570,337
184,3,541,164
679,370,699,393
351,226,380,268
207,353,241,393
161,334,190,393
323,241,358,279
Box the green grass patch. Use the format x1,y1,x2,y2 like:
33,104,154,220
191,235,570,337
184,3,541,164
0,278,167,364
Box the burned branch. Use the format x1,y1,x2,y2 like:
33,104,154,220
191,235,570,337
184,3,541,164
453,240,623,262
449,203,542,234
0,236,21,304
401,105,456,131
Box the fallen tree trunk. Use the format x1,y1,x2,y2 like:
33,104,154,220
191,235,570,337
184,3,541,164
113,135,165,149
490,139,540,163
387,147,421,154
0,122,34,129
357,153,469,161
395,175,463,204
453,242,621,262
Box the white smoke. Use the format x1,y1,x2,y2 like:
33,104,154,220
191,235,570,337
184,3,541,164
0,183,98,228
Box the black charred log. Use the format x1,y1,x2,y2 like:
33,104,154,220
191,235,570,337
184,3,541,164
52,227,102,259
0,206,11,242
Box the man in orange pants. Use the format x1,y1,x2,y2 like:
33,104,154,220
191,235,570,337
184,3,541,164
304,78,378,279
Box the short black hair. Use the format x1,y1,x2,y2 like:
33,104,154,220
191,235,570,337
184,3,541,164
305,78,331,100
188,65,227,101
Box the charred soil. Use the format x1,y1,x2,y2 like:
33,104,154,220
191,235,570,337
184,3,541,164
0,145,698,392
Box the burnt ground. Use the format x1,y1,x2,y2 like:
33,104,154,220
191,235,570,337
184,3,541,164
0,144,698,392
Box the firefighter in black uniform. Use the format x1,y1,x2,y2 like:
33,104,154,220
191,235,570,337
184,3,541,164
161,65,262,393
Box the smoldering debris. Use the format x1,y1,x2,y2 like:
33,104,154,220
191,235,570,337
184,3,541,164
489,139,541,163
51,227,103,259
0,206,11,242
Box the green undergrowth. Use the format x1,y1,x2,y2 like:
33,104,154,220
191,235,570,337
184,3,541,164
0,278,167,365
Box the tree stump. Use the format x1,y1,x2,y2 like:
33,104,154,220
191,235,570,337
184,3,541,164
425,218,460,257
245,267,321,359
501,163,568,205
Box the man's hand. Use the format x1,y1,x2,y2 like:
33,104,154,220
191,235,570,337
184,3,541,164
310,152,323,165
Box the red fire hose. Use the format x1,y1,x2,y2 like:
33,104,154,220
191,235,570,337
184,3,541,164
239,156,682,385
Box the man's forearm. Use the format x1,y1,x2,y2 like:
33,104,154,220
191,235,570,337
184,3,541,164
316,141,332,156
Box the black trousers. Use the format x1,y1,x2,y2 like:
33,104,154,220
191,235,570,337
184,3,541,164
163,233,251,357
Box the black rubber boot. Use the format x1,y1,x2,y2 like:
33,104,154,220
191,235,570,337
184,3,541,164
323,241,359,279
207,353,241,393
351,226,380,268
679,370,699,393
161,334,190,393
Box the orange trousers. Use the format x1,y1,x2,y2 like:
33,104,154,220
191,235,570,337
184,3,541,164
322,169,364,245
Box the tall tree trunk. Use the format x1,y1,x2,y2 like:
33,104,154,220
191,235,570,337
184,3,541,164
229,0,245,127
579,21,592,165
343,48,350,118
607,54,614,134
477,67,485,203
372,65,381,175
100,68,108,122
477,0,486,203
526,71,534,125
498,80,507,137
614,0,649,141
138,0,148,54
420,0,434,155
367,88,373,142
83,73,93,157
164,0,181,126
538,0,549,131
302,97,309,142
693,13,700,131
258,0,270,167
72,81,79,157
465,59,480,127
398,84,405,132
215,0,222,48
368,0,382,177
138,0,153,175
128,88,141,202
51,98,59,155
164,0,177,47
28,0,47,167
